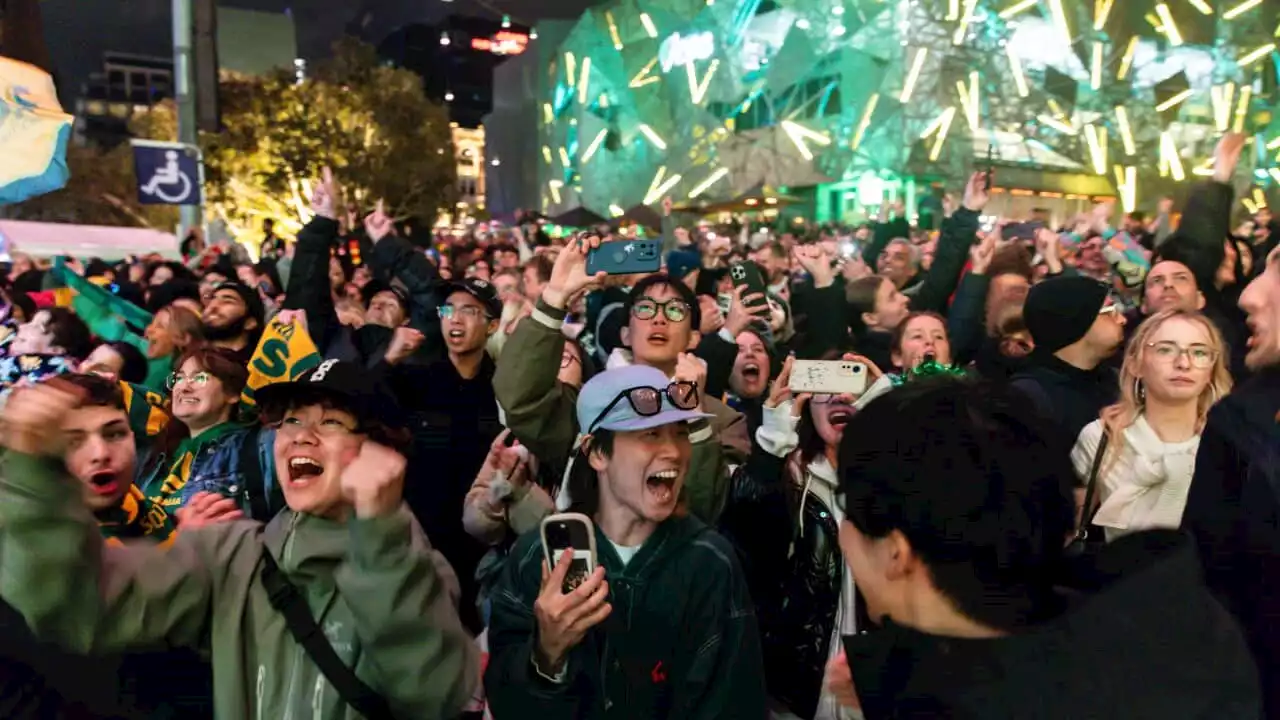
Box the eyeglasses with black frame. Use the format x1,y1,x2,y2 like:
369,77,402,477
588,381,699,433
631,297,691,323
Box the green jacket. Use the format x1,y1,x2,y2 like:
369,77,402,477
492,300,750,523
0,452,479,720
485,515,767,718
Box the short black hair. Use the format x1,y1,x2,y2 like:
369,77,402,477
837,376,1075,630
567,429,615,517
107,341,149,384
624,273,701,330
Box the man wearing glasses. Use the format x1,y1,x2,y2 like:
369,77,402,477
486,365,766,718
1010,276,1126,443
495,235,749,525
391,277,506,632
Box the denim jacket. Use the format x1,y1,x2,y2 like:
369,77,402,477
140,424,283,522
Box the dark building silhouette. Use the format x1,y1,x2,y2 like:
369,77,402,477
378,15,531,128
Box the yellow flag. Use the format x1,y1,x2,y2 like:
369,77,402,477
242,318,322,409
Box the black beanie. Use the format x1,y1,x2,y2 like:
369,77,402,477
1023,276,1109,353
213,281,266,327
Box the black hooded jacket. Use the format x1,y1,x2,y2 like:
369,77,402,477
844,531,1259,719
1009,351,1119,443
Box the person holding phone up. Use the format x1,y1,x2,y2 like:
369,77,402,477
485,365,767,719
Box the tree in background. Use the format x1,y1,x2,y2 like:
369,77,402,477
12,39,455,237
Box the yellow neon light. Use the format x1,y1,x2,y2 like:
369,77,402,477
1114,165,1126,189
644,170,683,205
1253,188,1268,209
1269,168,1280,185
1223,0,1263,20
1156,88,1193,112
1090,42,1103,90
581,129,608,163
1186,0,1213,14
558,147,571,167
1242,198,1258,214
578,57,592,104
1211,83,1236,131
900,48,928,103
998,0,1037,19
1048,0,1072,49
686,59,720,104
781,120,832,161
1119,166,1136,212
953,0,978,45
1115,106,1136,155
629,57,660,88
1094,0,1114,30
1161,132,1185,181
1084,124,1107,175
1233,85,1253,133
1007,45,1029,97
565,52,577,87
1038,114,1077,135
1238,43,1276,67
542,103,554,124
852,94,879,150
920,108,950,139
1155,4,1182,45
689,168,730,198
639,13,658,38
1118,36,1139,79
638,123,668,150
606,11,623,50
542,146,552,164
549,180,563,204
929,107,957,162
609,204,625,217
955,72,979,131
1267,135,1280,150
947,0,961,21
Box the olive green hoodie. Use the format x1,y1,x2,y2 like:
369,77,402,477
0,452,478,719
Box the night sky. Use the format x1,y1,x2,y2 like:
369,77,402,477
37,0,600,102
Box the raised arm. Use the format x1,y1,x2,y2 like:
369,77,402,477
0,384,251,656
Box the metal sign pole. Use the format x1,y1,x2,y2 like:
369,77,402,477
173,0,202,241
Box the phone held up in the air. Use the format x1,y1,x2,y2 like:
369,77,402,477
728,261,770,316
541,512,598,594
585,239,662,276
790,359,870,397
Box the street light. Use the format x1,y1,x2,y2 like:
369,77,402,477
445,91,455,102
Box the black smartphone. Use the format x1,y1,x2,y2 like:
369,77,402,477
1002,221,1046,241
586,239,661,275
540,513,598,594
729,261,770,315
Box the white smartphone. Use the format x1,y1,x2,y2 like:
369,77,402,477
790,359,869,396
540,512,598,594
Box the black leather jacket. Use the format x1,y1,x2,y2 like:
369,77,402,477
719,448,853,718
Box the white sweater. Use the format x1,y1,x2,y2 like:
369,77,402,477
1071,415,1200,542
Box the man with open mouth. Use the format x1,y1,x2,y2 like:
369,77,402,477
486,364,767,717
0,359,479,718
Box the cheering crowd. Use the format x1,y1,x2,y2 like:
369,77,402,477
0,129,1277,719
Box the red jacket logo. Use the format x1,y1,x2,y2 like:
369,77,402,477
651,660,667,684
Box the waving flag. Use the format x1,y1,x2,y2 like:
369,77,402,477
0,57,72,205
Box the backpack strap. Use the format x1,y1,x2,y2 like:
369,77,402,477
238,428,270,521
259,551,396,720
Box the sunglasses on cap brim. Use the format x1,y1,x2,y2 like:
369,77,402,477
588,381,699,433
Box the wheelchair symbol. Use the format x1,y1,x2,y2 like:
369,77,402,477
140,150,194,203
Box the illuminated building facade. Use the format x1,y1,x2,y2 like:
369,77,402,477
530,0,1280,223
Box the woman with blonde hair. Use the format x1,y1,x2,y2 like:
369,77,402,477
1071,308,1232,541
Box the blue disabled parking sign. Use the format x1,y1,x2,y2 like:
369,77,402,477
132,140,202,206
